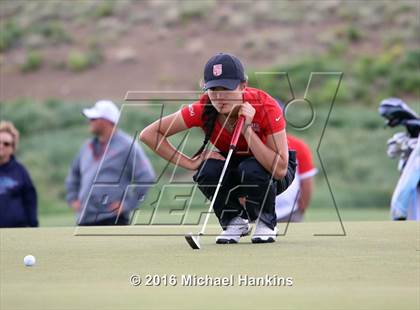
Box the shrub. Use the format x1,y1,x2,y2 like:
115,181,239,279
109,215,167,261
93,2,114,18
0,20,23,51
346,26,362,42
66,48,103,72
67,51,90,71
20,50,43,72
33,21,72,45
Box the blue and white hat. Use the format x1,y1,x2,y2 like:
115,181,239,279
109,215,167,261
203,53,246,90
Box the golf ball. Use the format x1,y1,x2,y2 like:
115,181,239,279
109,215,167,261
23,255,36,267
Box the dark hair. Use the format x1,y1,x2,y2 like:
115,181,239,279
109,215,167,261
192,98,218,157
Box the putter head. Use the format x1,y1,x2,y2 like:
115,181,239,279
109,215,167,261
185,233,201,250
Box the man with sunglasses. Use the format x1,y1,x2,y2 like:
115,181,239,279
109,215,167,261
0,121,38,228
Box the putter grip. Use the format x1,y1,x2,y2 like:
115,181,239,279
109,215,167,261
230,116,245,149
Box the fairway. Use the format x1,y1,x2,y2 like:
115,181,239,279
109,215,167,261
1,221,419,310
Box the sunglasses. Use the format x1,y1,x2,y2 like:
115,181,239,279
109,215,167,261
0,141,13,147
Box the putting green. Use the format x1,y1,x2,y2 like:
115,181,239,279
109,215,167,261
1,221,419,310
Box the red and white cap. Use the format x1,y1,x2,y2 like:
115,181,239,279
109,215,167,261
82,100,120,124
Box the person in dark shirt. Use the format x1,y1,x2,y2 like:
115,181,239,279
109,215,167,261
0,121,38,228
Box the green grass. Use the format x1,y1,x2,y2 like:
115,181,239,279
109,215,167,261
1,221,419,310
39,211,75,227
37,206,390,227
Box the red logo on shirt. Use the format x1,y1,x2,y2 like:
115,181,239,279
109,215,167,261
213,64,222,76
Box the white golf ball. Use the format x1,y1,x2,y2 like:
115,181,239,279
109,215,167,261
23,255,36,267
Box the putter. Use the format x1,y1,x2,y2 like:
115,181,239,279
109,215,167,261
185,115,245,250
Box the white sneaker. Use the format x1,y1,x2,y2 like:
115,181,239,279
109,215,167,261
216,217,251,244
251,220,278,243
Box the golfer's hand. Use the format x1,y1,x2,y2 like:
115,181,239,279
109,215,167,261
201,150,225,161
189,150,225,170
238,102,255,134
70,200,81,212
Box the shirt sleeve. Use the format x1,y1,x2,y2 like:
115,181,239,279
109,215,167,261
262,96,286,135
180,101,204,128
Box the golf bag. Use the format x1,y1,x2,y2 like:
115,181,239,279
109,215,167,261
379,98,420,220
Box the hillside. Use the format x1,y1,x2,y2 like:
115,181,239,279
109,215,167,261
1,1,418,101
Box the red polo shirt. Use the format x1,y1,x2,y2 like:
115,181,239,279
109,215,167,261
180,87,286,155
287,135,317,178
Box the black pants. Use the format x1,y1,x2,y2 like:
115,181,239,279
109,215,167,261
193,151,296,230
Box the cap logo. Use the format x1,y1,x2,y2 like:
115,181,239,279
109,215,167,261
213,64,222,77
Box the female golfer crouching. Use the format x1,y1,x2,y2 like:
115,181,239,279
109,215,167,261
140,53,296,244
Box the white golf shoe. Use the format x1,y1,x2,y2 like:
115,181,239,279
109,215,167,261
251,220,278,243
216,216,251,244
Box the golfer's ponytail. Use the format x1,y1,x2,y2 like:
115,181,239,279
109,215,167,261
193,99,218,157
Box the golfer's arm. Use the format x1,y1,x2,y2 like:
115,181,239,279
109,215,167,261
298,177,313,211
139,111,195,170
243,127,288,179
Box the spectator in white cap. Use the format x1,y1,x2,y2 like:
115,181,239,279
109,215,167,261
65,100,155,225
82,100,120,124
